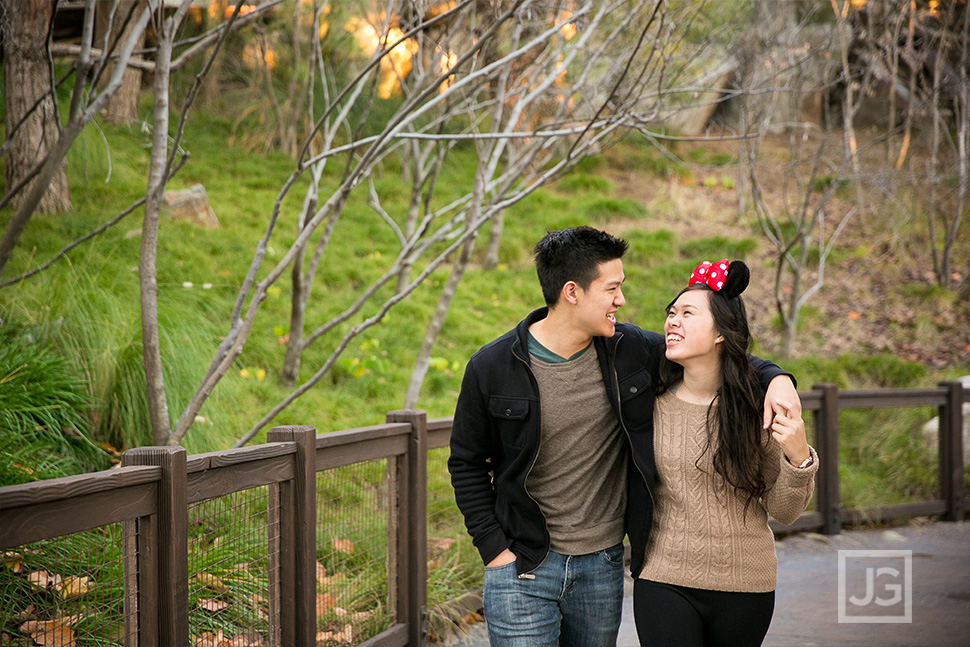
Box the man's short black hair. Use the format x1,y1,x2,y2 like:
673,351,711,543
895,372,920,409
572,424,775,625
533,226,629,307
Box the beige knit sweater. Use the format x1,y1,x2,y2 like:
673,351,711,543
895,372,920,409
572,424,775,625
639,391,818,592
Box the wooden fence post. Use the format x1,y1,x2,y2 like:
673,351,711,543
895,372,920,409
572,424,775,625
812,383,841,535
267,425,317,647
387,410,427,646
122,446,188,646
938,381,965,522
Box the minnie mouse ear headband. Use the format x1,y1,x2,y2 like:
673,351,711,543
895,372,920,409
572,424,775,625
688,259,749,300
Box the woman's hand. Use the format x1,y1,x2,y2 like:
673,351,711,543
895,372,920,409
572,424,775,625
770,399,811,466
763,376,802,430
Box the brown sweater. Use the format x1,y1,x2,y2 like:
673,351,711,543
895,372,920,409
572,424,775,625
639,391,818,592
527,345,627,555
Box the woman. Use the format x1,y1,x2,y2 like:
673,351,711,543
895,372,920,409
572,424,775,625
634,259,818,647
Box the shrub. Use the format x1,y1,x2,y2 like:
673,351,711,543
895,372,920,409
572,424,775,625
0,330,110,485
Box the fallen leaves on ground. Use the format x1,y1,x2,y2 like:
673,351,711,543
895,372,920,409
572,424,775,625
193,572,227,593
197,598,230,612
18,620,75,647
428,537,457,551
331,538,354,553
1,551,24,573
316,593,335,617
194,629,266,647
57,575,94,599
315,624,353,645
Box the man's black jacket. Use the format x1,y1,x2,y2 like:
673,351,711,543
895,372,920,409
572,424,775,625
448,307,790,577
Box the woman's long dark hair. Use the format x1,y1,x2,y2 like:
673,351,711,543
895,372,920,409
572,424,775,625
658,281,769,513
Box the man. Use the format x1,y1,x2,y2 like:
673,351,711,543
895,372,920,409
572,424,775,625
448,227,799,646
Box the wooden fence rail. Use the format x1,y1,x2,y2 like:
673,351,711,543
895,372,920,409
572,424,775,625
0,383,966,646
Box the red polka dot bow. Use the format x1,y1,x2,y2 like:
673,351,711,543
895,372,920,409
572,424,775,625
689,259,730,291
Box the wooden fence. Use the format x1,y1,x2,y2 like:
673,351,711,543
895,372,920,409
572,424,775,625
0,383,966,646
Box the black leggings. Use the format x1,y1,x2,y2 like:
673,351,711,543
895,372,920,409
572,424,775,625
634,579,775,647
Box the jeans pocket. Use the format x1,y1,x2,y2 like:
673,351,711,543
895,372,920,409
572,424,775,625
602,543,625,566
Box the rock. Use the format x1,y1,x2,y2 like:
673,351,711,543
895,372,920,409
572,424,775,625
922,375,970,466
162,184,220,229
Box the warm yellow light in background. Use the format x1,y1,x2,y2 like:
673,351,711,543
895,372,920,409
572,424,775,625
560,11,577,40
346,17,419,98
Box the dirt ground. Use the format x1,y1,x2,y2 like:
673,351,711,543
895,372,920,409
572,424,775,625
601,134,970,372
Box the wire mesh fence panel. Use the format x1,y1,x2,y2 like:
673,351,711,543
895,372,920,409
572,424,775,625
425,446,481,605
186,486,277,647
0,523,130,646
315,460,390,645
425,445,483,639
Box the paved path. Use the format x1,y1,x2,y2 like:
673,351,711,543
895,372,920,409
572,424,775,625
445,520,970,646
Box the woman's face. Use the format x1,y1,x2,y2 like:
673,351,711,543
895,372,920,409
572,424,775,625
664,289,721,364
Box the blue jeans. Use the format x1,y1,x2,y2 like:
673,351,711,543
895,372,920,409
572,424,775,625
482,544,625,647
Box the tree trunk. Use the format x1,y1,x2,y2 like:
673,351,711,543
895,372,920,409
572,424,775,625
142,10,176,446
95,0,144,124
404,229,478,409
2,0,71,213
483,210,504,270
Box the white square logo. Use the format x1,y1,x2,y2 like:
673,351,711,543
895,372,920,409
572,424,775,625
838,549,912,623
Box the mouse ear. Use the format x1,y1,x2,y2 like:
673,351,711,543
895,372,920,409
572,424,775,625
722,260,749,299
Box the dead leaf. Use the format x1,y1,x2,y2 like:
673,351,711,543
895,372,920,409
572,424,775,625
194,573,226,593
462,611,485,624
228,631,265,647
15,603,35,621
27,570,61,591
195,632,218,647
316,593,335,617
429,537,456,551
318,572,346,587
351,610,372,623
331,538,354,553
848,311,861,320
197,598,230,612
315,561,328,582
195,630,231,647
335,624,352,644
51,615,81,627
248,593,269,621
98,442,121,456
12,463,34,475
58,575,94,599
427,559,442,569
1,551,23,573
19,621,74,647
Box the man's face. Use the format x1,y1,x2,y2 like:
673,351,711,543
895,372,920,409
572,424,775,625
573,258,626,338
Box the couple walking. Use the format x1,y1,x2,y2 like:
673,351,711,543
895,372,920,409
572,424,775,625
449,227,817,647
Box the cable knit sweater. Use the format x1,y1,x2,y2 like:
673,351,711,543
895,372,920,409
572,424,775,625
639,390,818,592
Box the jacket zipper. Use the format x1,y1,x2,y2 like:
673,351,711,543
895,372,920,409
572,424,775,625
611,334,655,579
511,342,549,578
611,334,653,506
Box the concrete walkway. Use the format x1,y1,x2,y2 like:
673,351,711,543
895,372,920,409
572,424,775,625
445,520,970,646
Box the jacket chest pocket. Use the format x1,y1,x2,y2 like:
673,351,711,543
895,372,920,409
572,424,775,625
488,396,532,449
618,369,653,431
